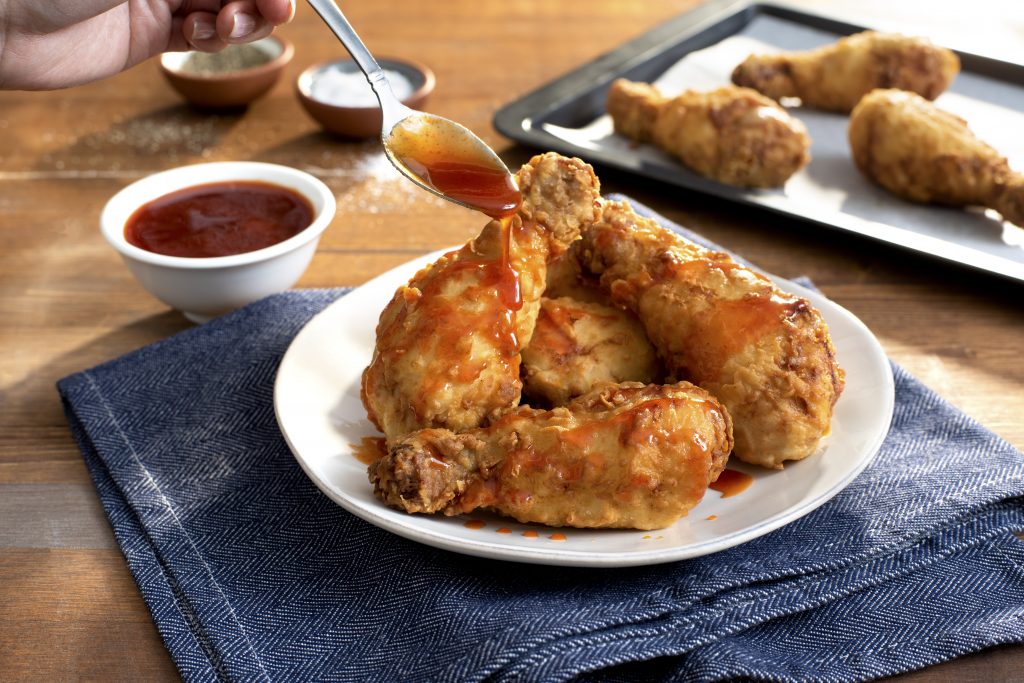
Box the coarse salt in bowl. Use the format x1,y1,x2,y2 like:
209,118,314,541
100,162,336,323
296,57,435,138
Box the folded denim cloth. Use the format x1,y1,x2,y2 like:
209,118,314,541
59,197,1024,683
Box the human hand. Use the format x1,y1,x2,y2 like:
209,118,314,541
0,1,295,90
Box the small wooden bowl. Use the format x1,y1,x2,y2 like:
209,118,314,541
296,57,435,139
159,36,294,110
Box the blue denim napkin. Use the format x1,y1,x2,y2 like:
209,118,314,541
59,197,1024,682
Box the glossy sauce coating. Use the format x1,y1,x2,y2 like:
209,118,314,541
382,227,523,419
650,255,808,381
387,115,521,219
125,181,313,257
529,299,621,359
446,389,728,529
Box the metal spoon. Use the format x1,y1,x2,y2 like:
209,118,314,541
305,0,519,217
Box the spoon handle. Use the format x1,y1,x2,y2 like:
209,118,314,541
304,0,400,115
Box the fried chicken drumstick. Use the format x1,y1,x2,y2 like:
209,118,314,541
524,296,659,409
361,153,601,442
521,296,661,407
370,382,733,530
606,79,810,188
576,201,844,469
731,31,959,113
848,89,1024,228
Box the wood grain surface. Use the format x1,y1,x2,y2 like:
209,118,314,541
1,1,1022,681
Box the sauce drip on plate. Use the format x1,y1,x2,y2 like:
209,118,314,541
126,181,313,258
709,468,753,498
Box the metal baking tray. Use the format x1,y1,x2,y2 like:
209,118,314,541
493,0,1024,283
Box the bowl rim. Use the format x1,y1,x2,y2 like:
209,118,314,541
158,35,295,81
100,161,336,270
295,56,436,111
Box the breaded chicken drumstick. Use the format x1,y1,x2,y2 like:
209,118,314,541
361,153,601,443
370,382,733,530
521,296,661,406
732,31,959,113
576,201,845,469
607,79,810,188
849,89,1024,227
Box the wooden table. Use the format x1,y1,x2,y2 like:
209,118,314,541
1,1,1021,680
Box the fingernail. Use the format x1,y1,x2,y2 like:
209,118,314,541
192,18,216,42
287,0,296,23
230,13,257,39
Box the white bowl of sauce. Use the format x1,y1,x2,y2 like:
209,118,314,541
101,162,336,322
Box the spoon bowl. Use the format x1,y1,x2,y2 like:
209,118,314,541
383,111,521,218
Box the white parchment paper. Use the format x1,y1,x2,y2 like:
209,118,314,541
542,15,1024,275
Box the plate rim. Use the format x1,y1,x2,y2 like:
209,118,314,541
274,248,895,567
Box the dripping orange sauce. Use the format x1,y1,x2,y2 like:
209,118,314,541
376,116,524,411
710,469,753,498
387,114,522,309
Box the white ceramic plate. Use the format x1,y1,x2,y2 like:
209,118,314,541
274,249,894,567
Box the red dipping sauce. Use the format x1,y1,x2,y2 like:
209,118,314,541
125,181,314,258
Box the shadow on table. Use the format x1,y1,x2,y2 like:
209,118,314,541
3,311,192,456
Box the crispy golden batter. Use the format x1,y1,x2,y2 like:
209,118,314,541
361,153,601,443
848,89,1024,227
606,79,810,188
521,297,661,406
732,31,959,113
576,200,844,468
370,382,733,530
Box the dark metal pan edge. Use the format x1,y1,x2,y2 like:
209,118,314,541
493,1,1024,284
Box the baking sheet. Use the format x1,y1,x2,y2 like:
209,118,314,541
496,6,1024,281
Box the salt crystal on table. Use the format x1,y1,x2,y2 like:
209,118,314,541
309,67,414,107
